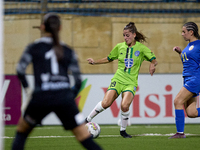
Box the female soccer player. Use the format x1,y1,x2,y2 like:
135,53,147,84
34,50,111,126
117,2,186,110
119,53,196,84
12,13,102,150
85,22,158,138
169,22,200,139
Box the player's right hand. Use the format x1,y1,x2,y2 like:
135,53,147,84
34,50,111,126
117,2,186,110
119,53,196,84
173,46,182,54
87,58,95,65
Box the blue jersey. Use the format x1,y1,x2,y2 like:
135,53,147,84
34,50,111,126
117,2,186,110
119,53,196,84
181,40,200,77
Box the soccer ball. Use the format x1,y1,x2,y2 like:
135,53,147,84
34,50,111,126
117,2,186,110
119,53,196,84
85,122,101,138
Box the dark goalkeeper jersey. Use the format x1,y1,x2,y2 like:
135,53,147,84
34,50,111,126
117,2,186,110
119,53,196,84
16,37,81,93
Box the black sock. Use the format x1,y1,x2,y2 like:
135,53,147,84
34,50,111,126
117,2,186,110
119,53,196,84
12,131,28,150
81,136,102,150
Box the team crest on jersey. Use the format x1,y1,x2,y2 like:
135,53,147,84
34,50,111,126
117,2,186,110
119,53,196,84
134,51,140,56
134,86,136,91
189,45,194,51
124,58,134,68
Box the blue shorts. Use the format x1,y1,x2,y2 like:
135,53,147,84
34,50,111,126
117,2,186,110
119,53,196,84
183,76,200,97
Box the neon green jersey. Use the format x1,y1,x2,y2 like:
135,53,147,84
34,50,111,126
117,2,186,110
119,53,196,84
107,41,156,85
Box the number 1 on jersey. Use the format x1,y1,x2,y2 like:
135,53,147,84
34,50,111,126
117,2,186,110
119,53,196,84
45,49,59,75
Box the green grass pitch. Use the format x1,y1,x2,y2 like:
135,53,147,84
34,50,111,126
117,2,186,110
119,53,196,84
3,124,200,150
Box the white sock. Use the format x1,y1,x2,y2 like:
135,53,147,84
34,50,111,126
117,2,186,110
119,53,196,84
87,101,105,122
120,110,130,131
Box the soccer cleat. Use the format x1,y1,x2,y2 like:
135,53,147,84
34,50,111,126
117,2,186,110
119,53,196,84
168,133,186,139
120,130,132,138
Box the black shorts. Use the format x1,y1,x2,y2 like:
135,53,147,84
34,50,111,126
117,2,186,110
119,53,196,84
24,89,85,130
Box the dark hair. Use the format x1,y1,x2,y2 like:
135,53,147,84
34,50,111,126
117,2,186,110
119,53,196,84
124,22,147,43
183,22,200,39
43,13,63,61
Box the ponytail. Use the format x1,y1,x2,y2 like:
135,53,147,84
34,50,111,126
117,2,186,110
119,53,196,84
135,31,147,43
43,13,63,61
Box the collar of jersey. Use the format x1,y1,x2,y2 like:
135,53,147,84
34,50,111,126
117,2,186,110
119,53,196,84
34,37,53,44
125,41,138,47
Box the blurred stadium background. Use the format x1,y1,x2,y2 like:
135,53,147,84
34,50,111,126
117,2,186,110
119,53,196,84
2,1,200,149
2,0,200,123
3,0,200,75
2,0,200,125
4,0,200,16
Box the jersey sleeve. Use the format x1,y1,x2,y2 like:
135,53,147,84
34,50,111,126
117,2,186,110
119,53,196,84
16,44,33,88
68,50,82,95
142,45,156,62
107,44,119,61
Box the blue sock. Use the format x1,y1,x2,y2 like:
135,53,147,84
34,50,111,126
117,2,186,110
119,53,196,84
175,109,185,133
197,108,200,117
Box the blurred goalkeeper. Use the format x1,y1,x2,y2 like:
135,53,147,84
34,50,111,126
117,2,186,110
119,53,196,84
85,22,157,138
12,13,102,150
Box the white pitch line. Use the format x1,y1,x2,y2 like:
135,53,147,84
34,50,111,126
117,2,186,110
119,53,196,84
2,136,75,139
100,126,175,129
5,125,200,130
4,126,175,130
2,133,200,139
4,127,63,130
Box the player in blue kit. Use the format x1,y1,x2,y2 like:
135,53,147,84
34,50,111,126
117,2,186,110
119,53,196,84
169,22,200,139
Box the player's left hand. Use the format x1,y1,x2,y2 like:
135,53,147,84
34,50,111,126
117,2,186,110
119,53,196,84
149,64,156,76
149,59,157,76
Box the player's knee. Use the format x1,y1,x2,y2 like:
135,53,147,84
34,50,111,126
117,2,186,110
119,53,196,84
121,105,129,112
101,100,111,109
72,124,91,142
17,117,33,134
173,98,183,107
121,101,130,112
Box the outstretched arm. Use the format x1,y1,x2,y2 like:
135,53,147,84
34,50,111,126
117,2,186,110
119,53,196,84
87,57,110,65
69,51,82,96
149,59,158,76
